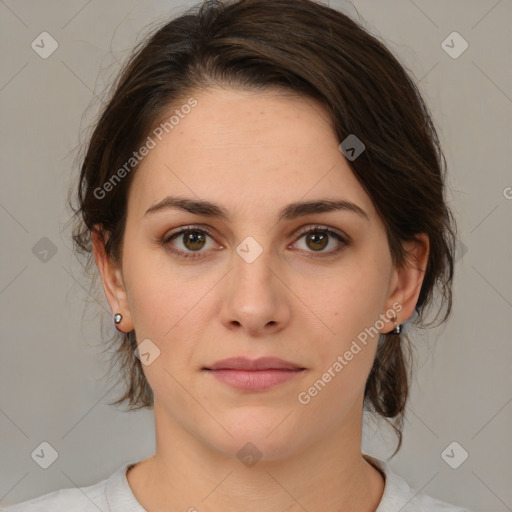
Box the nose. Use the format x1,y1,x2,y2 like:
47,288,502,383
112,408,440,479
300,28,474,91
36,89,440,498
219,241,292,337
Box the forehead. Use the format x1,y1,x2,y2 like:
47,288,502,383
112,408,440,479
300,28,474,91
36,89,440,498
127,87,376,221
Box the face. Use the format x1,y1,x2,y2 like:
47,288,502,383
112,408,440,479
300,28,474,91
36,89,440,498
95,86,425,462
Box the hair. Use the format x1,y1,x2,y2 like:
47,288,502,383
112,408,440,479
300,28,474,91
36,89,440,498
69,0,456,456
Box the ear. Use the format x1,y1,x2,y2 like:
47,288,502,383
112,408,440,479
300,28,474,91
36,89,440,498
382,233,430,332
91,225,134,332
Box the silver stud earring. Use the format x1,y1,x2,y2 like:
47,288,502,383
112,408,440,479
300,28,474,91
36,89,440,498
113,313,123,331
389,312,402,334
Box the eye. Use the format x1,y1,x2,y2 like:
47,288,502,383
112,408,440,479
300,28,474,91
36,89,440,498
161,224,350,261
291,225,350,257
161,226,220,260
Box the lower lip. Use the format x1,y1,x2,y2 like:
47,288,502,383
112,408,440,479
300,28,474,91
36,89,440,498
204,369,305,391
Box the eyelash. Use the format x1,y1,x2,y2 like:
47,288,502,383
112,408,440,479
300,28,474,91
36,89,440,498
161,224,350,260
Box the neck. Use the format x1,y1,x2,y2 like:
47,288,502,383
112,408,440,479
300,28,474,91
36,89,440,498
127,402,385,512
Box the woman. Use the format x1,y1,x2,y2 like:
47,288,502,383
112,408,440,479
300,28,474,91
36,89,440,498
4,0,473,510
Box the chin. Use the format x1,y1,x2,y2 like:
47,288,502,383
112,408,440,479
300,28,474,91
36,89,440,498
203,413,310,464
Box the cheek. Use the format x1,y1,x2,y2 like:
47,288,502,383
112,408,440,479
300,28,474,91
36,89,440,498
122,242,185,338
123,246,221,361
302,261,388,386
313,263,387,336
300,274,383,407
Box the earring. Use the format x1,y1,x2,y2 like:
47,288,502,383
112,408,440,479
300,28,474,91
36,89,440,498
113,313,123,331
389,311,402,335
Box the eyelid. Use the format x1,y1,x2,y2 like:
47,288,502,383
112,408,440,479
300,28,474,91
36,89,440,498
292,224,349,243
161,223,350,259
161,224,220,248
290,224,350,257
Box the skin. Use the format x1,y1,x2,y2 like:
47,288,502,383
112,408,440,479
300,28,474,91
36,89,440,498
92,86,429,512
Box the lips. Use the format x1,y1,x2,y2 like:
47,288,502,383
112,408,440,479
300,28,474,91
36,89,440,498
204,356,305,371
203,357,306,392
203,357,306,391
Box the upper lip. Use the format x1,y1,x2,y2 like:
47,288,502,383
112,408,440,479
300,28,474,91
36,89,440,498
204,357,305,371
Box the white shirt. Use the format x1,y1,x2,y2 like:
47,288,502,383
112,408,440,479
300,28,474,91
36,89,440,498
2,454,474,511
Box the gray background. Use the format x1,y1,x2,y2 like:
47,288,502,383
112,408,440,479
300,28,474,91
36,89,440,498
1,0,511,510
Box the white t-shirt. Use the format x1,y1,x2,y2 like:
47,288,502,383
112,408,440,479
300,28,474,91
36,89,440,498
2,454,474,511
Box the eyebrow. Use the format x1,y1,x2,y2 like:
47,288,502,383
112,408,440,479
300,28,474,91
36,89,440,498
144,196,369,222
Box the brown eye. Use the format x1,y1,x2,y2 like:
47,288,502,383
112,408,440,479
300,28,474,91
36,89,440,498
293,226,349,257
180,230,207,251
162,226,217,260
304,231,329,251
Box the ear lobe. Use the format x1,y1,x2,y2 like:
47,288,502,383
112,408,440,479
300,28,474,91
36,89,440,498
385,233,430,329
91,226,134,332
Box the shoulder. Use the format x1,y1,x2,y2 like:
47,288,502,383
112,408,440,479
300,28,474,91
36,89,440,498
401,491,473,511
363,454,475,512
2,487,105,512
1,465,126,512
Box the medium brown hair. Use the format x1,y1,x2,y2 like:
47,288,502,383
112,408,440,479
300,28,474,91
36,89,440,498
70,0,456,456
